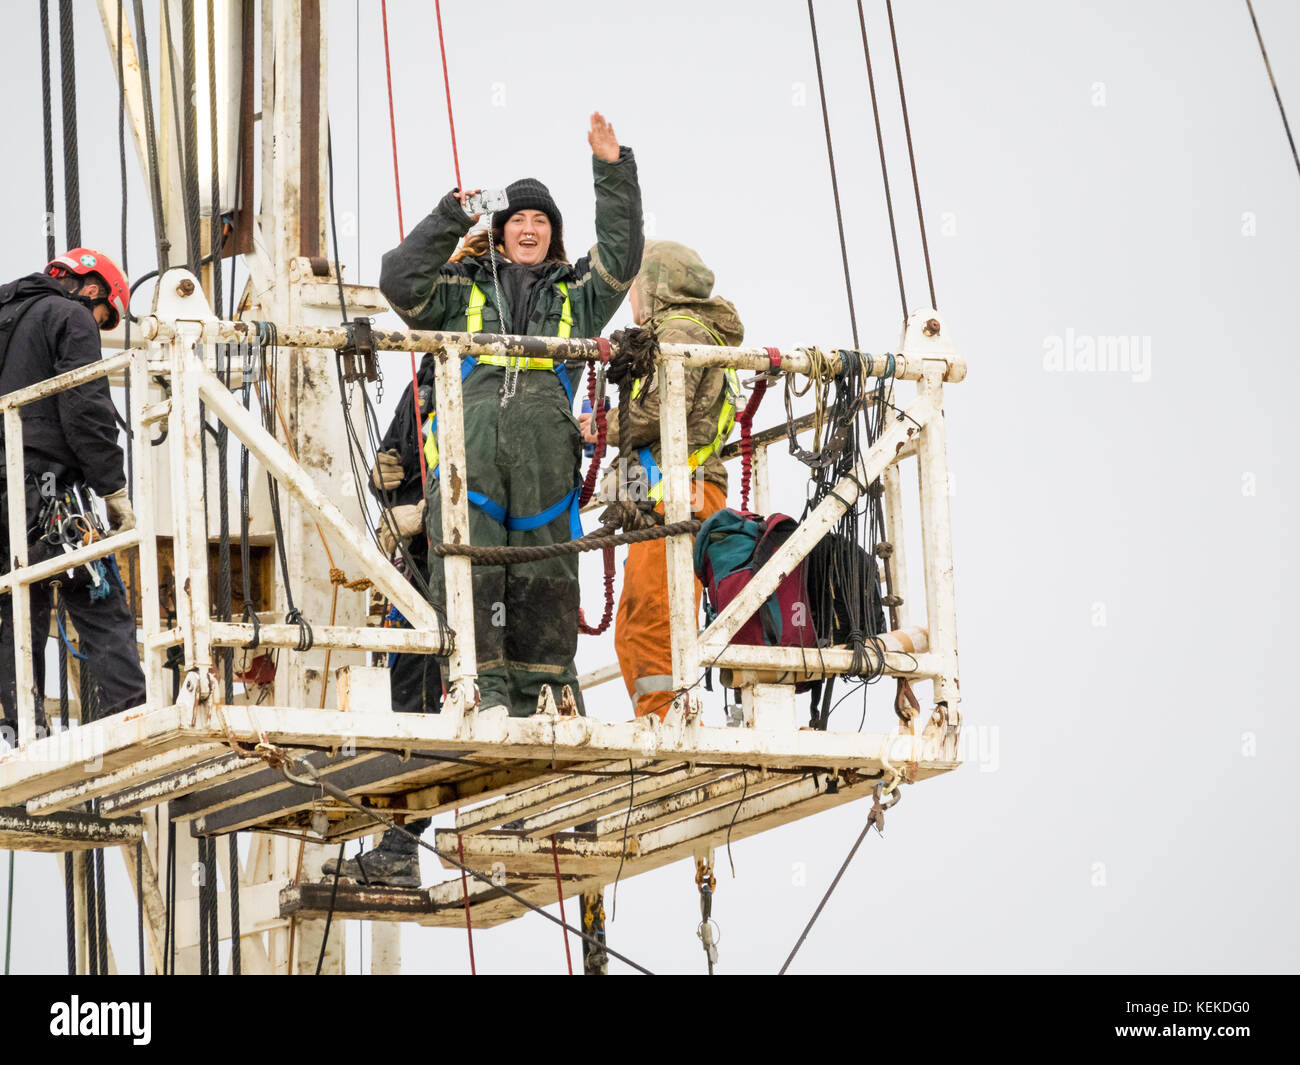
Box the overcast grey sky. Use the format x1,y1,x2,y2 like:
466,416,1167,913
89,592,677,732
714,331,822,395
2,0,1298,975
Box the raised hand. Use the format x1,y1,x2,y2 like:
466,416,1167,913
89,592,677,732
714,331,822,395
454,187,484,221
587,112,620,163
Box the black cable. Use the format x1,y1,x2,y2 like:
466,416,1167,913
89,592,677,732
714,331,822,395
326,126,349,323
164,820,176,975
315,842,346,975
63,853,75,974
1245,0,1300,182
205,836,219,974
94,846,108,974
778,798,880,974
885,0,938,308
131,0,170,268
228,833,241,974
197,838,209,975
207,0,223,315
179,0,202,273
118,0,139,622
806,0,859,349
725,768,748,877
856,0,908,321
283,757,655,975
53,582,75,974
40,0,57,262
83,852,98,975
136,842,145,974
610,759,634,921
58,0,80,248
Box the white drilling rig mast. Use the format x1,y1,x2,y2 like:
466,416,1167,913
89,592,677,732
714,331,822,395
0,0,964,977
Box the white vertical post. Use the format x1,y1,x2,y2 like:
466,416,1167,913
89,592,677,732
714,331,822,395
168,334,212,678
659,359,700,703
433,344,476,717
72,852,88,974
131,347,163,703
4,408,36,745
916,364,959,737
882,462,910,629
752,442,772,515
371,923,401,974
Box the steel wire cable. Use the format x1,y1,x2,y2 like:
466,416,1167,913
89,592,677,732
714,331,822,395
1245,0,1300,181
132,0,170,267
228,833,241,974
885,0,938,308
136,843,145,974
806,0,860,348
179,0,202,273
207,0,222,314
95,847,108,973
118,0,139,620
856,0,908,320
40,0,57,261
778,809,877,974
277,756,654,975
58,0,80,248
4,850,12,975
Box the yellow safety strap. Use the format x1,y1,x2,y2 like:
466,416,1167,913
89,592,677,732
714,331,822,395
635,313,740,503
423,412,438,472
428,283,574,468
466,282,571,339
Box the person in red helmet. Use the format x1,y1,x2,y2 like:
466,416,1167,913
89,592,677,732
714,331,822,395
0,249,146,744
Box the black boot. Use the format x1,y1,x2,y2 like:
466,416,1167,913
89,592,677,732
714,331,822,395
322,833,421,889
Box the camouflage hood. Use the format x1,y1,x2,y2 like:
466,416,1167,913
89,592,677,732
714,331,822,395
634,241,744,346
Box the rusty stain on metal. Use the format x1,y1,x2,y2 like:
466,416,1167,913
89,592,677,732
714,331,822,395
183,577,192,597
447,463,463,505
177,278,195,297
923,318,941,337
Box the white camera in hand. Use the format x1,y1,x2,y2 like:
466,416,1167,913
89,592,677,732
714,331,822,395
462,188,509,219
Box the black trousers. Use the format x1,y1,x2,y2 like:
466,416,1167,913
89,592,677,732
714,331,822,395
378,544,443,851
0,557,147,741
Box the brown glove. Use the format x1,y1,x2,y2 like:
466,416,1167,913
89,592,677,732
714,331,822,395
372,449,405,492
104,487,136,533
598,499,658,532
378,500,425,556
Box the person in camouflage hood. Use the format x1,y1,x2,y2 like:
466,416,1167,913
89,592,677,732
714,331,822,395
580,240,744,719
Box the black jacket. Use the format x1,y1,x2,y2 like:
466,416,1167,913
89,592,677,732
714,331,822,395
374,355,436,510
0,274,127,499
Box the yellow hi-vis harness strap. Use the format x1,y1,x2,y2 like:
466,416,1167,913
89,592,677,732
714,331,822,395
422,280,583,538
632,315,740,504
425,281,574,471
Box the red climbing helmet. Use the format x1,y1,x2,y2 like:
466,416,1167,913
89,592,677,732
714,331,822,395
46,248,130,330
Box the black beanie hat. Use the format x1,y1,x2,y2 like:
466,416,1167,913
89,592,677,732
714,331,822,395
500,178,562,230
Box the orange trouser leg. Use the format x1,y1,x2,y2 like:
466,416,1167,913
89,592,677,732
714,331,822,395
615,481,727,720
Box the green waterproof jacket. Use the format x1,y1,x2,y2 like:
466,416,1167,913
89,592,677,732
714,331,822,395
379,147,644,391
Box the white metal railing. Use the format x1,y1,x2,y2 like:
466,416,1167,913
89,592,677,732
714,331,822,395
0,329,451,747
1,310,963,758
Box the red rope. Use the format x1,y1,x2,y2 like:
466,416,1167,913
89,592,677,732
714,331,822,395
433,0,462,188
378,1,428,488
578,340,611,507
577,341,614,636
577,547,616,635
379,1,405,237
736,348,782,513
551,835,574,975
455,816,477,974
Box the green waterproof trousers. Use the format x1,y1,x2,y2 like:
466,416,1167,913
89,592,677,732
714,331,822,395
424,364,587,717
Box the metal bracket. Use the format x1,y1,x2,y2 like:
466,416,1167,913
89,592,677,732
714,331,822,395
899,307,958,363
152,269,218,323
339,316,377,384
